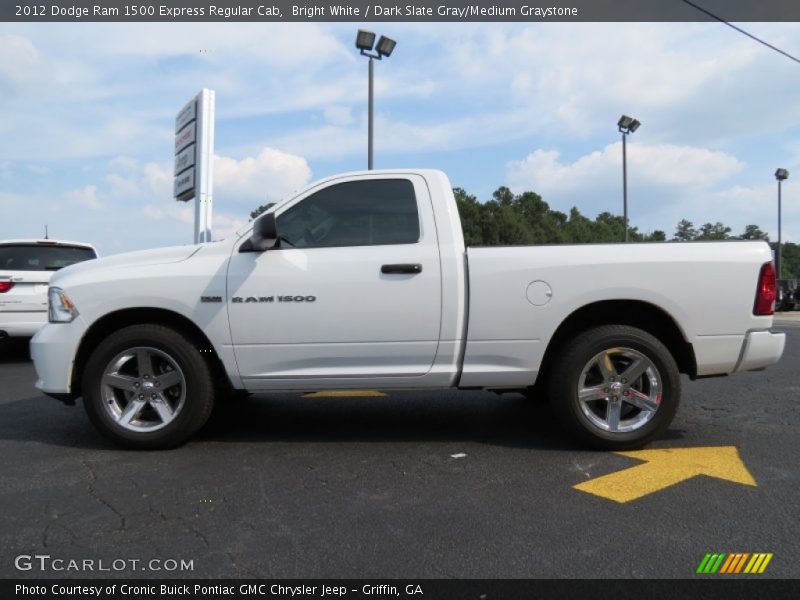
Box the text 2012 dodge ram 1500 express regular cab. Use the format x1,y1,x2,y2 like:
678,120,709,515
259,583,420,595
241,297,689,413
31,170,785,449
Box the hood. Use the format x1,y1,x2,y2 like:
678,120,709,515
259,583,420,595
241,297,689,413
50,244,203,286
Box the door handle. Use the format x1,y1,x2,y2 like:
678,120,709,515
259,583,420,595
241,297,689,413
381,263,423,275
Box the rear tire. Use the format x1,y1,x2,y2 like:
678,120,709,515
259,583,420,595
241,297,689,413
82,324,215,449
547,325,680,450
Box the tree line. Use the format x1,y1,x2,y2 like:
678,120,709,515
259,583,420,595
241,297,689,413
453,186,797,278
250,185,799,279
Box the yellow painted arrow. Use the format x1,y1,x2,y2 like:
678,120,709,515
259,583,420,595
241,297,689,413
574,446,756,503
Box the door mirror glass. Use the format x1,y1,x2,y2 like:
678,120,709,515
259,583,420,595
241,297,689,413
249,212,278,251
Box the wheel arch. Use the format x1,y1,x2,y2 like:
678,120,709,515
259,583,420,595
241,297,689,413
539,300,696,383
71,308,230,398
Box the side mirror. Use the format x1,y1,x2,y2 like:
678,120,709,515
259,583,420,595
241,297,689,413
249,212,278,252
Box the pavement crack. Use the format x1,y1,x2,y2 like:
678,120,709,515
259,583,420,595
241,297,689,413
80,458,127,532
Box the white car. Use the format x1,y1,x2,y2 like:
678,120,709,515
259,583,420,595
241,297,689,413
30,169,785,449
0,239,97,343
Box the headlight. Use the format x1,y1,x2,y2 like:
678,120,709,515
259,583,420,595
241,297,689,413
48,287,79,323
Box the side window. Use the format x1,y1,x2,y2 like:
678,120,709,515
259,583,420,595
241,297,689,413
276,179,420,249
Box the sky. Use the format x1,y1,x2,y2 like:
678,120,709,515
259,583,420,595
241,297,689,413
1,21,799,255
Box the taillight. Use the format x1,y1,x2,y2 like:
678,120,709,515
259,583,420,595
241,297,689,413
754,262,777,316
0,280,14,293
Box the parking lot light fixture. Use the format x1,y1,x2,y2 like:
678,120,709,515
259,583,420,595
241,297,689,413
618,114,641,242
355,30,397,170
356,30,376,52
775,168,789,278
376,35,397,57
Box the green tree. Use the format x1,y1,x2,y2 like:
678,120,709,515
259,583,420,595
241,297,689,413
564,207,595,243
775,242,799,279
593,212,628,242
673,219,697,241
492,186,514,206
697,222,732,240
739,224,769,241
453,188,484,246
250,202,275,221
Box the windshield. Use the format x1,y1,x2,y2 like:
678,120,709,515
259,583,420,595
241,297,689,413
0,244,97,271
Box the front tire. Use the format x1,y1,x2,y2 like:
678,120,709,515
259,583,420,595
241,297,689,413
82,324,215,449
548,325,680,450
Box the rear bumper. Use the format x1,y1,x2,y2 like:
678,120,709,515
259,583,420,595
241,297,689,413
0,311,47,337
735,330,786,373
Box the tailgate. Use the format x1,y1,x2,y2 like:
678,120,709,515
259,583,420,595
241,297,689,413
0,270,50,313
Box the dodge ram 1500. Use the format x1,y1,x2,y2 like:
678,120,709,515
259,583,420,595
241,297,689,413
31,169,785,449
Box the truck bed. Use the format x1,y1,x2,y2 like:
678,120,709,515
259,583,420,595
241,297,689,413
459,241,774,387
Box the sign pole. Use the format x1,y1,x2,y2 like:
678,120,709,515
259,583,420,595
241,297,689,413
195,89,215,243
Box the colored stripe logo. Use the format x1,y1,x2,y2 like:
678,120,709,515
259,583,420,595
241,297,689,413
696,552,773,574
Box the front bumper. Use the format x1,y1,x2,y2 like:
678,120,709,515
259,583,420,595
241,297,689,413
735,330,786,373
30,317,88,400
0,311,47,338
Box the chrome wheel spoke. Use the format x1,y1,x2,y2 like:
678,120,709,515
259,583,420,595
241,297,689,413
578,385,607,402
157,370,182,390
597,351,617,380
118,399,146,426
136,349,154,378
103,373,137,392
625,389,659,412
619,358,648,384
152,397,175,423
606,400,622,432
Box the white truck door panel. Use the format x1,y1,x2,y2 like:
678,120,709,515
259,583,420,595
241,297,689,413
227,175,442,385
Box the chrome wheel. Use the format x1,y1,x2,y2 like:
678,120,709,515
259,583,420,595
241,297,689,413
100,346,186,432
577,346,662,433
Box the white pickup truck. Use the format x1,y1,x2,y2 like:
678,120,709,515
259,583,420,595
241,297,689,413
31,169,785,449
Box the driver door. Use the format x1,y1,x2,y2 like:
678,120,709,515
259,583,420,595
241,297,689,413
226,174,442,390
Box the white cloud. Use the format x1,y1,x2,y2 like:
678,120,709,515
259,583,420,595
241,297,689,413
106,173,140,197
505,142,758,237
213,147,312,208
141,204,193,224
266,107,552,161
108,156,139,172
211,213,248,241
507,143,744,195
104,160,171,199
65,185,103,211
431,23,800,143
142,163,172,197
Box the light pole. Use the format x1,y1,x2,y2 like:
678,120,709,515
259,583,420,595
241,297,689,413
355,30,396,170
618,115,641,242
775,168,789,279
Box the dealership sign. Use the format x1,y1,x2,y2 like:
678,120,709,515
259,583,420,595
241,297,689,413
173,168,194,199
173,89,215,243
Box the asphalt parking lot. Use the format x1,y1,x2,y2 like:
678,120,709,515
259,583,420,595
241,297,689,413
1,318,798,579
